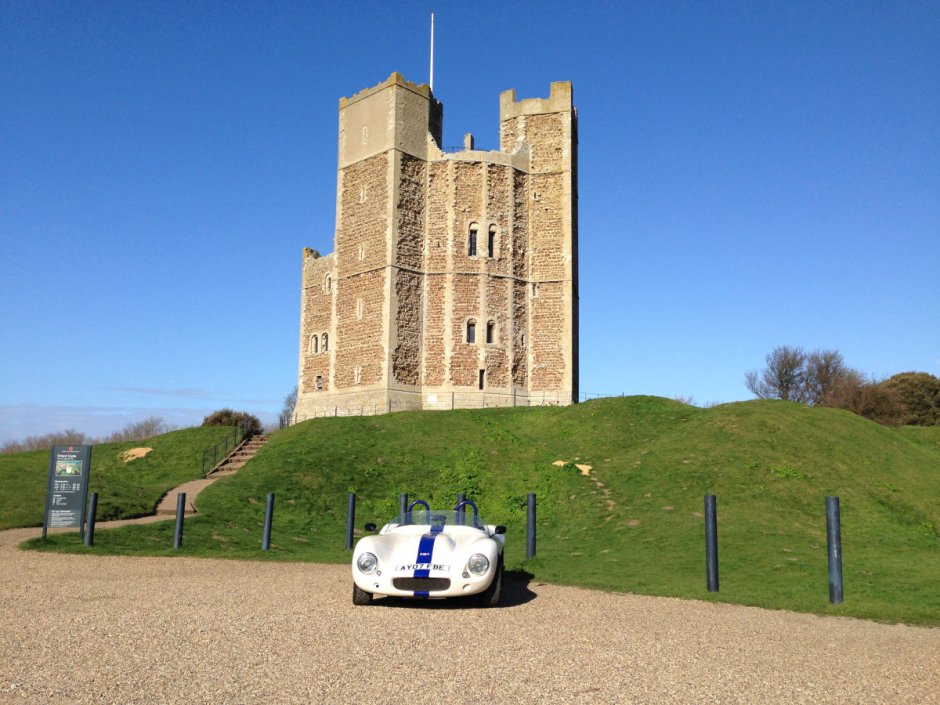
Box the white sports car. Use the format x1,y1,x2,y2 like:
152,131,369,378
352,499,506,606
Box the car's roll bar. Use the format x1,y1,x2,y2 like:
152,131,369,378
453,499,479,528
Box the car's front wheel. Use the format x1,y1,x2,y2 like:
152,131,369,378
477,556,503,607
352,582,373,605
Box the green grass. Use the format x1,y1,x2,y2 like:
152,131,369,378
17,398,940,625
0,426,237,529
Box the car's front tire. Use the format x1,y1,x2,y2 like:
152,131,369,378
477,556,503,607
352,582,373,605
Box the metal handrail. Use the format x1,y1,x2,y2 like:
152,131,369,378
200,421,254,477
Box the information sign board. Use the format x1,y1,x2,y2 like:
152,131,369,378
42,445,92,540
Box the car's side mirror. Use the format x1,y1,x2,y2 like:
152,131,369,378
494,525,506,535
364,523,377,532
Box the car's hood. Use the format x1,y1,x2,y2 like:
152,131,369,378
356,525,500,568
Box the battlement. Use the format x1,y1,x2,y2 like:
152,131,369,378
499,81,573,120
339,72,441,111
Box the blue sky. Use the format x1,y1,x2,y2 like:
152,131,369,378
1,1,937,443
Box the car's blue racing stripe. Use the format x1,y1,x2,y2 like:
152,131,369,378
413,522,444,598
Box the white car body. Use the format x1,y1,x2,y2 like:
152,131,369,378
352,505,505,605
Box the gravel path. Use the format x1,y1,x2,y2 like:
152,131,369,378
1,526,937,705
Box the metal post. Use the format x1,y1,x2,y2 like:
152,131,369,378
705,494,719,592
456,492,466,525
84,493,98,547
826,496,843,604
399,493,408,520
345,492,356,550
526,493,537,559
174,492,186,549
261,492,275,550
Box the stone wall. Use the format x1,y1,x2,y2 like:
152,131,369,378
296,76,577,421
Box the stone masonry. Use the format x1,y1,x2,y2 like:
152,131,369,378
294,73,578,421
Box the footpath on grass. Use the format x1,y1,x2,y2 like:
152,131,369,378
7,435,268,548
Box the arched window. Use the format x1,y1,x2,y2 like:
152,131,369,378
488,225,496,258
309,334,319,354
486,320,495,344
466,319,476,344
322,333,329,352
468,224,478,257
325,274,332,293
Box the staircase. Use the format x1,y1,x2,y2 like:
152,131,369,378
155,435,269,515
208,434,268,477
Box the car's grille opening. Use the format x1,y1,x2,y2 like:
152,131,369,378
393,577,451,592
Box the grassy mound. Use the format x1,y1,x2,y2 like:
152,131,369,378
0,426,238,529
22,397,940,625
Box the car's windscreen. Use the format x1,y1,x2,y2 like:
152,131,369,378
391,509,487,530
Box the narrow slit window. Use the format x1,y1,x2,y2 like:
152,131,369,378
322,333,329,352
466,320,476,344
486,320,495,344
315,375,324,390
468,226,478,257
487,226,496,258
478,369,485,390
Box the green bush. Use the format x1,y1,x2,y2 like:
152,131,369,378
202,409,262,434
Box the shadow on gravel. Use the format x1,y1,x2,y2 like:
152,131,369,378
372,570,537,610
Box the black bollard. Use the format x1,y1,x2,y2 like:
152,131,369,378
826,496,844,604
84,492,98,547
174,492,186,549
345,492,356,550
705,494,719,592
526,493,537,559
261,492,275,550
456,492,466,525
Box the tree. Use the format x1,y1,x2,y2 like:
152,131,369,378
202,409,262,435
825,377,904,426
804,349,853,406
745,345,808,402
104,416,171,442
883,372,940,426
279,386,298,428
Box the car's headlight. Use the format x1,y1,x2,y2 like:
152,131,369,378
357,552,378,574
467,553,489,576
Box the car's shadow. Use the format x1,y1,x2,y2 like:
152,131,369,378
372,570,537,609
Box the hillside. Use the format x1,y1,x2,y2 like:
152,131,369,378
0,426,238,529
23,397,940,625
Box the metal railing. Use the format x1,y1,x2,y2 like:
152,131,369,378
200,421,254,477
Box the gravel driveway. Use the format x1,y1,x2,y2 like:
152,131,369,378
1,526,937,705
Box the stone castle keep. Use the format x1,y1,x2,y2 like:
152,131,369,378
293,73,578,421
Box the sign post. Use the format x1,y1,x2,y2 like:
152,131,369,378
42,445,93,541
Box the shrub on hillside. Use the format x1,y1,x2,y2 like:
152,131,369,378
883,372,940,426
202,409,262,435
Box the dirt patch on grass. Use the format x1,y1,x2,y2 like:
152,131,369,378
120,447,152,463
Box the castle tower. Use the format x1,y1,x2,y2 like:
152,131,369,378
294,74,577,421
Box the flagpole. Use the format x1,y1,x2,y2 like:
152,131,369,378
429,13,435,93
